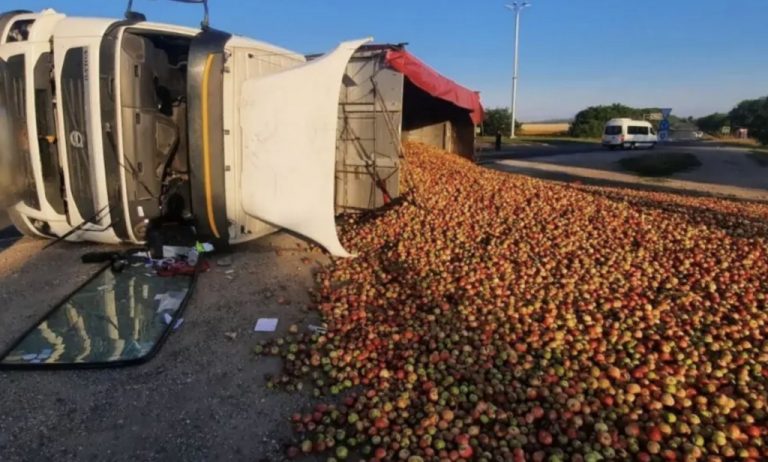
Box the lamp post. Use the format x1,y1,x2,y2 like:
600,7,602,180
505,2,530,138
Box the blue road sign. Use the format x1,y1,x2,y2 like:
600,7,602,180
659,130,670,142
659,119,671,131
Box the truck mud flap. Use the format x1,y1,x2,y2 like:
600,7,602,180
0,260,198,369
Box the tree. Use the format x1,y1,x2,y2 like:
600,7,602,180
482,108,521,136
695,113,730,134
569,104,655,138
729,97,768,144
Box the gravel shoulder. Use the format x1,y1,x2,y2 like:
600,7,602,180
0,232,329,461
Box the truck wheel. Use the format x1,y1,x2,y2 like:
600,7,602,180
6,208,38,237
630,142,637,150
650,143,657,150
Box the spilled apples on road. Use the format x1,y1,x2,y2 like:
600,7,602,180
257,142,768,461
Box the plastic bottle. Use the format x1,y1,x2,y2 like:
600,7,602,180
187,249,199,266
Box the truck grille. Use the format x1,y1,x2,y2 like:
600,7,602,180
61,47,96,221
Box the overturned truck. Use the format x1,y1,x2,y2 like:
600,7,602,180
0,9,483,256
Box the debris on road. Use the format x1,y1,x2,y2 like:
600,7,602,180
307,325,327,335
217,257,233,267
155,290,188,313
253,318,279,333
162,246,194,259
1,260,196,368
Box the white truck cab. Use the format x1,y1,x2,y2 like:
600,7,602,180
602,118,658,150
0,8,370,255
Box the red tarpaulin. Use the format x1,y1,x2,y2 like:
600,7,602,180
385,50,485,125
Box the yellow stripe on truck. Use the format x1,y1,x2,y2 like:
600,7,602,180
201,53,221,239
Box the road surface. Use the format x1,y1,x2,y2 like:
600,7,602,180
0,211,20,251
0,231,329,461
478,138,602,160
481,140,768,202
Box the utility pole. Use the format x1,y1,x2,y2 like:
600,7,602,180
506,2,530,138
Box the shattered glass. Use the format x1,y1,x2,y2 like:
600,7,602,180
0,264,192,367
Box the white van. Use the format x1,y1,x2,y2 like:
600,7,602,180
602,118,657,150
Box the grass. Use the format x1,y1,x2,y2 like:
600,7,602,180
478,134,600,147
747,150,768,167
618,152,702,177
477,135,533,146
519,135,601,144
707,136,768,152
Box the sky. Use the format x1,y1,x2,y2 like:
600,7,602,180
7,0,768,121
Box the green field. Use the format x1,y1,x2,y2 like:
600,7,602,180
478,135,600,147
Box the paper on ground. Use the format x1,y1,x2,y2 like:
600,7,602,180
254,318,278,332
163,246,194,258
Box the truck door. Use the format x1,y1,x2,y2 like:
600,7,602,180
238,38,371,257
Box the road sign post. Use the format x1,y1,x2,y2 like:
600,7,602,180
659,108,672,143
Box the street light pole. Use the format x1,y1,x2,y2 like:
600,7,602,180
506,2,530,139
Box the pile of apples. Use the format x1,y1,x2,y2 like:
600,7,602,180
260,142,768,461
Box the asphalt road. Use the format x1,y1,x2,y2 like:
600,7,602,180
0,232,328,461
478,138,760,161
0,137,763,460
0,211,21,251
478,138,602,161
483,140,768,202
